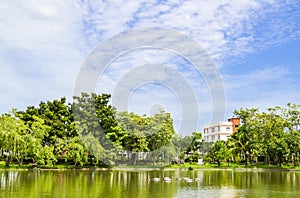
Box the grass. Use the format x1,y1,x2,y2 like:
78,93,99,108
163,162,300,170
0,161,95,170
0,161,32,169
1,160,300,171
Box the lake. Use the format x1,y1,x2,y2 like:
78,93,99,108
1,169,300,197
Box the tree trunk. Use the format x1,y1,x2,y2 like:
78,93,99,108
243,150,248,165
5,156,12,166
277,155,282,167
132,152,137,166
292,154,295,167
17,158,23,166
266,153,271,166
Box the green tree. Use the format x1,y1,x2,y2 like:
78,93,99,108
54,137,88,166
285,130,300,166
206,140,230,167
82,133,106,163
256,107,289,166
116,111,149,152
284,103,300,165
72,93,121,150
147,111,176,151
16,97,76,145
25,116,51,163
0,113,28,166
115,110,176,165
171,134,192,162
230,108,259,165
36,145,57,166
186,132,202,153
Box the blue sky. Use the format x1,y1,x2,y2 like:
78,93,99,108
0,0,299,135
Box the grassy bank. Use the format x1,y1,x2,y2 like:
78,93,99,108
2,160,300,171
163,162,300,170
0,161,94,170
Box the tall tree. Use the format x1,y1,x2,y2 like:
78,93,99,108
256,107,288,165
230,108,259,165
72,93,121,151
0,113,27,166
16,97,76,145
186,131,202,153
147,110,176,151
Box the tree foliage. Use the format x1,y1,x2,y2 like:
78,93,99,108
0,93,177,167
224,104,300,166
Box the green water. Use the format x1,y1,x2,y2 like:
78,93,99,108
0,169,299,198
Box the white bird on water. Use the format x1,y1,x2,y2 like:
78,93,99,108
183,177,193,183
152,178,161,181
164,177,172,182
185,178,193,183
194,178,201,182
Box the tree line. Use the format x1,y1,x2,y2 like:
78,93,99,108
0,93,186,167
205,103,300,167
1,92,299,168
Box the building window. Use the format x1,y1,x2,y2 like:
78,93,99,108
211,127,215,132
226,127,230,131
235,124,239,128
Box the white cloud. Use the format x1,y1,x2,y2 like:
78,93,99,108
224,66,299,117
223,66,290,90
0,0,86,109
80,0,300,65
0,0,299,133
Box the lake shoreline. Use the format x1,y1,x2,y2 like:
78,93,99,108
1,166,300,172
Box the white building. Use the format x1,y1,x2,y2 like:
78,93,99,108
203,118,240,142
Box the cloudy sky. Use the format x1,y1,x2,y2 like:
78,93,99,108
0,0,299,135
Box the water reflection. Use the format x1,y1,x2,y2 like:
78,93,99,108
1,171,20,190
0,169,300,197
